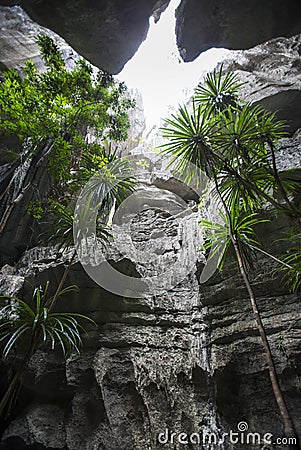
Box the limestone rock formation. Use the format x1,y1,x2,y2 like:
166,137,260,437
176,0,301,62
0,136,300,449
2,0,301,73
117,89,146,156
0,6,79,72
0,4,301,450
0,0,170,73
221,35,301,134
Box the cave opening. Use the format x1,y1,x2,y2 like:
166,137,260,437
118,0,228,131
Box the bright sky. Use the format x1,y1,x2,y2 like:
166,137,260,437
118,0,230,129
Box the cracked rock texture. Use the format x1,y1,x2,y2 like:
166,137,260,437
0,135,301,449
0,7,301,450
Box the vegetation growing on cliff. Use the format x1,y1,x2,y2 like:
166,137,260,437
0,34,135,234
160,66,301,444
0,35,136,420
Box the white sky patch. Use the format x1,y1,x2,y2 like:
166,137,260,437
118,0,231,129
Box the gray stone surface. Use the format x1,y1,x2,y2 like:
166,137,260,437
0,134,301,448
117,89,146,156
221,35,301,134
0,8,301,450
0,6,79,72
2,0,301,73
176,0,301,62
0,0,170,74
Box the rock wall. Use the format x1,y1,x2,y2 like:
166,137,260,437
0,136,300,449
175,0,301,62
1,1,301,73
0,6,79,72
0,6,301,450
0,0,170,73
221,34,301,135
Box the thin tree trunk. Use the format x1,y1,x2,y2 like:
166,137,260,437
0,367,24,418
213,177,299,446
0,336,36,418
267,140,296,213
48,251,76,312
233,238,299,443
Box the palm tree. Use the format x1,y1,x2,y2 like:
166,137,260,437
200,201,298,443
0,283,95,418
159,66,300,445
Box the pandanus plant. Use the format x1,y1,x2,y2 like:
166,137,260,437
160,66,300,446
0,148,136,420
0,282,94,418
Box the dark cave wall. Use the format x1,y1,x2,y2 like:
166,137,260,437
0,0,171,74
1,0,301,72
175,0,301,61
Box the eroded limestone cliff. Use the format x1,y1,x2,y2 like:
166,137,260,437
0,134,300,449
1,0,301,73
0,5,300,450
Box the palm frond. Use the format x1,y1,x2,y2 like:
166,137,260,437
277,229,301,292
0,283,97,360
200,208,268,272
217,164,275,213
160,103,217,176
252,107,288,144
195,65,244,114
212,104,268,163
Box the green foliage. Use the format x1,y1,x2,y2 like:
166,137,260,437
35,35,64,70
0,34,137,246
194,65,243,114
161,103,290,213
212,105,267,162
278,229,301,292
160,103,216,177
160,66,301,291
44,143,136,249
0,282,96,358
47,199,112,249
0,34,135,181
26,200,43,220
48,137,72,183
200,207,268,271
75,144,135,195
